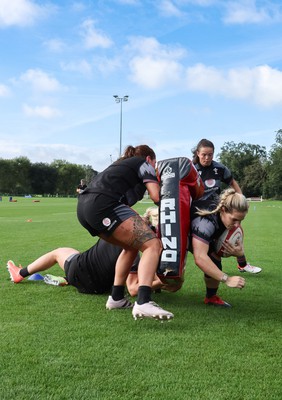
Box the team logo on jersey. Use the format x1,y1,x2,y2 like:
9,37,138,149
205,179,216,188
162,166,175,178
213,168,218,175
102,217,111,227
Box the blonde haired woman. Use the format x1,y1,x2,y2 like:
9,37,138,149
190,188,248,307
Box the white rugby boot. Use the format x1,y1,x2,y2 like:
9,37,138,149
132,301,174,321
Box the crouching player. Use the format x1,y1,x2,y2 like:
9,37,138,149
189,188,247,307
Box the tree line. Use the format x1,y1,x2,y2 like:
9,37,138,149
0,158,97,197
0,130,281,198
217,130,281,199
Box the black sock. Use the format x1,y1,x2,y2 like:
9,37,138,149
137,285,152,305
111,285,125,301
19,267,30,278
237,256,247,268
206,287,218,298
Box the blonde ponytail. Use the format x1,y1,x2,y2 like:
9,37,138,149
196,188,249,216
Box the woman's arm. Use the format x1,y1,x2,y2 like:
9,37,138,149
192,238,224,281
192,237,245,288
126,272,164,297
145,182,160,204
230,179,242,194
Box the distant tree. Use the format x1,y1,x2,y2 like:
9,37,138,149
11,157,32,195
263,130,282,199
82,164,98,182
29,163,58,195
218,142,267,197
50,160,87,195
0,159,13,193
241,159,267,197
0,157,98,196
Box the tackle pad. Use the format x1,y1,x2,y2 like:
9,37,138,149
157,157,204,280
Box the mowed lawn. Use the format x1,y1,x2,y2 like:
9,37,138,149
0,197,281,400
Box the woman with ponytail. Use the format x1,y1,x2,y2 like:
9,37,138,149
77,144,173,321
190,188,248,307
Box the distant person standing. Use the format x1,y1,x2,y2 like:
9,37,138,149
76,179,87,194
192,138,241,200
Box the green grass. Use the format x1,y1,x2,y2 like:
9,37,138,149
0,197,281,399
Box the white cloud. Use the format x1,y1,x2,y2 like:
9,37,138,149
178,0,216,5
20,69,63,92
223,0,282,24
127,36,186,58
23,104,61,118
185,63,282,107
0,0,52,27
157,0,184,17
95,56,122,74
114,0,140,4
61,60,92,76
71,2,87,12
80,19,113,49
130,56,183,88
127,36,186,88
0,140,112,170
125,35,282,106
0,83,11,96
43,39,66,53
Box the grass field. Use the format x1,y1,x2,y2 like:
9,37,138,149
0,197,281,400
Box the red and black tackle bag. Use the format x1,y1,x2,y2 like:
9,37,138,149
157,157,204,281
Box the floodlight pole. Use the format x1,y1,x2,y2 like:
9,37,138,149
113,95,129,157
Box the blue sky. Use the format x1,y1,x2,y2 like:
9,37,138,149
0,0,281,171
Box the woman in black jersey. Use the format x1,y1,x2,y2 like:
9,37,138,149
192,138,241,198
190,188,247,307
77,145,173,321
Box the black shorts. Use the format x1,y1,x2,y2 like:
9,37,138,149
77,193,136,237
64,253,99,294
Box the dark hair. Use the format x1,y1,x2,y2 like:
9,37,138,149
121,145,156,160
196,188,249,216
192,139,215,164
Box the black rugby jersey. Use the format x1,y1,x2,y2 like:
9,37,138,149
190,198,226,246
72,239,140,294
195,160,233,199
84,157,158,206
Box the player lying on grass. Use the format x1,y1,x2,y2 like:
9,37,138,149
6,238,180,295
189,188,249,308
7,206,182,297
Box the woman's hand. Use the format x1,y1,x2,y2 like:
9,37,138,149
222,240,244,257
160,278,183,292
225,275,245,289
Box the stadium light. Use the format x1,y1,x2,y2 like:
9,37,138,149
113,95,129,157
